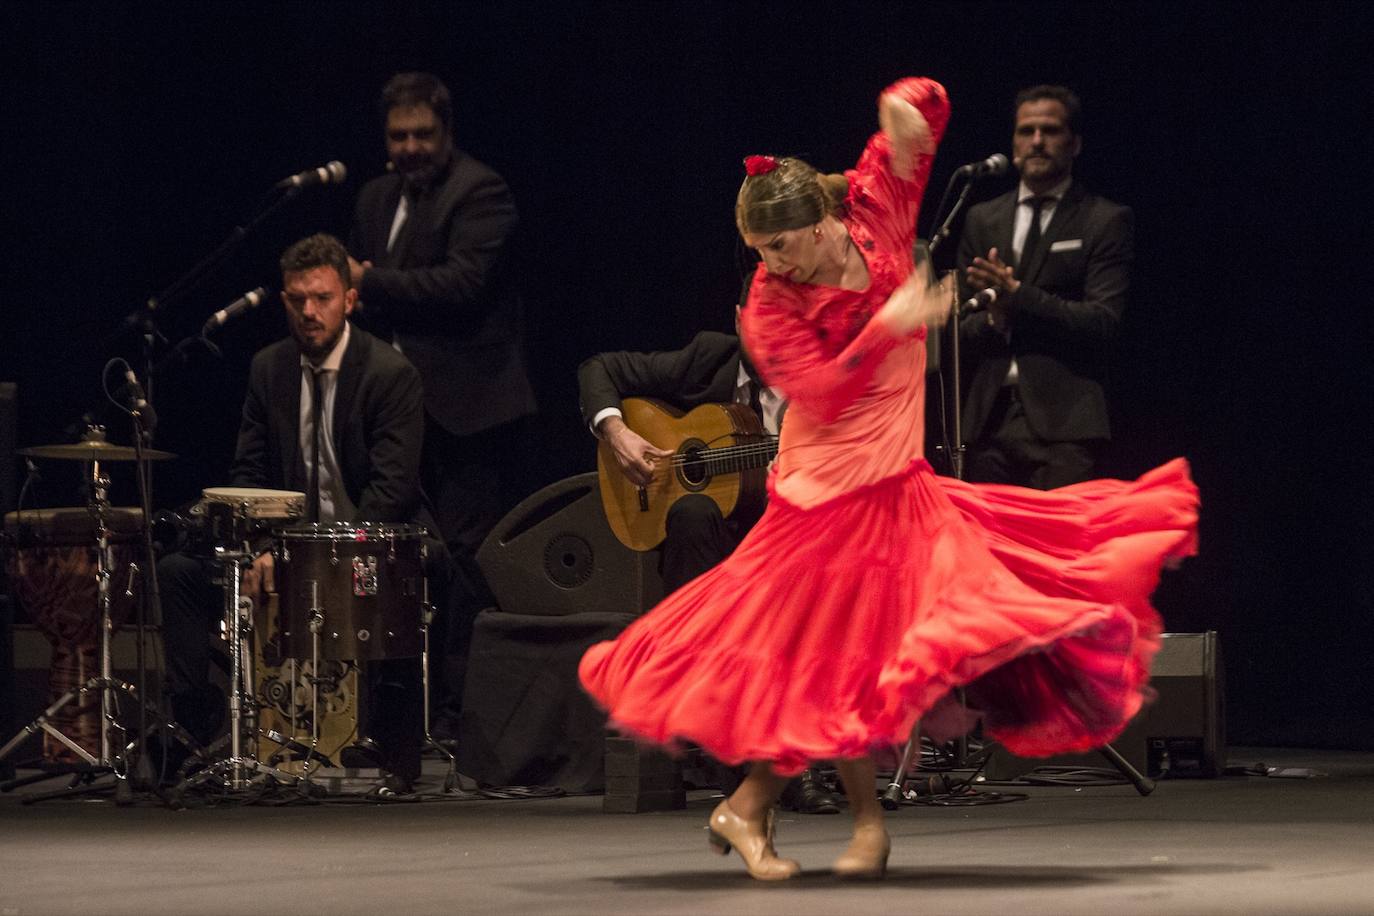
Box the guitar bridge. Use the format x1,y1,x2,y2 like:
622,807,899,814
637,486,649,512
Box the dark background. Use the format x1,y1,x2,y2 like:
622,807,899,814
3,1,1370,749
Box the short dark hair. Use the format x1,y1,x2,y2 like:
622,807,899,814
1014,84,1082,135
280,233,351,289
380,71,452,130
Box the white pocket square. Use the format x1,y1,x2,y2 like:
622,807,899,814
1050,239,1083,253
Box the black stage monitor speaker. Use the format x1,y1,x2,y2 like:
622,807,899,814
986,631,1226,780
476,472,665,618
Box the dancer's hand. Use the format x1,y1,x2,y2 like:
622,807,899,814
599,416,672,487
879,93,934,179
877,267,955,336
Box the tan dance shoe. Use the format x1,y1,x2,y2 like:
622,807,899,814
832,823,890,879
707,800,801,881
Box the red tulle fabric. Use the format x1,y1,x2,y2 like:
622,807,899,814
578,76,1199,775
579,459,1197,775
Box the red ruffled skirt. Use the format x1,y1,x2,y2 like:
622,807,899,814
578,458,1198,776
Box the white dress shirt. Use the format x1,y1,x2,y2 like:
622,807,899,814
1003,176,1072,386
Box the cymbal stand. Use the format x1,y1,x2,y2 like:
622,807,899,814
419,547,457,792
170,548,298,799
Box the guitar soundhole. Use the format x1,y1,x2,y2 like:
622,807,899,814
677,441,709,491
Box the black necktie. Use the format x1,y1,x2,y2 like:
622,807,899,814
1019,195,1051,271
306,368,324,523
747,379,763,421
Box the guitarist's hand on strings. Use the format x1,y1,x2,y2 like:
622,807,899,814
598,415,672,488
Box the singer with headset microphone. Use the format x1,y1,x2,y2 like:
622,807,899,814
954,84,1134,490
345,72,536,751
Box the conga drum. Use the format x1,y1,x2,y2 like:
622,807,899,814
3,508,142,764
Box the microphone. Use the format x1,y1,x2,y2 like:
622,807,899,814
961,287,999,314
953,153,1010,179
122,368,158,433
203,287,269,334
275,161,347,190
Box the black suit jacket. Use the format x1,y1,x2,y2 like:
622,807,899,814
957,180,1133,444
350,150,536,437
577,331,745,427
229,325,431,528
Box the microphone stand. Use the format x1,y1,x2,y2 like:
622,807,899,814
107,181,303,795
882,171,1157,807
122,183,303,439
882,169,981,810
129,185,301,334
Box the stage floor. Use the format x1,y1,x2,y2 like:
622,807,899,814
2,747,1373,916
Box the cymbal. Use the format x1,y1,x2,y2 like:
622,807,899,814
19,440,176,462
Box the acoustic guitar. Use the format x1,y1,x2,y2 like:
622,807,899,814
598,397,779,552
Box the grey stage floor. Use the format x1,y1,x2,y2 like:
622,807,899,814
2,747,1373,916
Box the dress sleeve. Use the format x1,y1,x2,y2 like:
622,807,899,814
742,280,916,426
847,77,950,262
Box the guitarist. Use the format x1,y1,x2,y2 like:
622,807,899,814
578,300,782,593
577,296,841,815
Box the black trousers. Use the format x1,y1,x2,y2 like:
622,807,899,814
965,386,1101,490
660,494,741,593
157,551,426,780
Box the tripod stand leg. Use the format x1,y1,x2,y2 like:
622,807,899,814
0,680,102,768
420,583,457,792
1098,742,1155,796
882,725,921,810
19,770,114,806
2,769,78,793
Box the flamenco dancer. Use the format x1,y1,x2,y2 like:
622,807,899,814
579,77,1198,881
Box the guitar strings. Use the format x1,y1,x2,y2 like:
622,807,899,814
640,439,780,483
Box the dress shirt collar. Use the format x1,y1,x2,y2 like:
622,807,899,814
1017,177,1072,206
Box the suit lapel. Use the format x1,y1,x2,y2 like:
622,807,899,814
373,179,406,268
999,192,1019,266
1021,181,1084,285
334,324,365,456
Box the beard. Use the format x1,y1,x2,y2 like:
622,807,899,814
292,323,343,362
396,143,452,191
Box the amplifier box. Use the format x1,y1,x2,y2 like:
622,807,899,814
985,631,1225,780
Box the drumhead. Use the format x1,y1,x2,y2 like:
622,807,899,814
275,522,428,541
202,487,305,518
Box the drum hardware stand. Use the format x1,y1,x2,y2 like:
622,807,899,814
170,547,300,799
418,550,458,792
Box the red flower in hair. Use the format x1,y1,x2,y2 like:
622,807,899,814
744,155,778,176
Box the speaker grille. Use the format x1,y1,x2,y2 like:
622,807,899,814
544,533,594,589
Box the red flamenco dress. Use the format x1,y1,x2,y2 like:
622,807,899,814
578,77,1199,776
